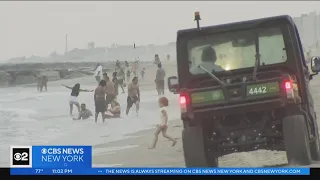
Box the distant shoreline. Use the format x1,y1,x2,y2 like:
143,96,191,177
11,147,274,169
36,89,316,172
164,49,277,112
0,61,157,87
0,61,156,72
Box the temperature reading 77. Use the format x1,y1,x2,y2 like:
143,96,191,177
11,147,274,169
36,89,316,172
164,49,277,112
35,169,43,173
248,87,267,95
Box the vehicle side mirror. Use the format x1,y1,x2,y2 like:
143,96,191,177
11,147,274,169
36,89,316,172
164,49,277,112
310,56,320,73
167,76,179,93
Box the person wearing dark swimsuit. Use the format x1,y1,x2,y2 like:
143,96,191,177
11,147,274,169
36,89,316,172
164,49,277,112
62,83,93,115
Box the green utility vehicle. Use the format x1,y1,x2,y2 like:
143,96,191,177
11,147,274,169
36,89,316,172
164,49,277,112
168,14,320,166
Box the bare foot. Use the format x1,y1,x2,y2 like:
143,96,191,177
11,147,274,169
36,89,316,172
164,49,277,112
148,146,155,149
172,140,177,147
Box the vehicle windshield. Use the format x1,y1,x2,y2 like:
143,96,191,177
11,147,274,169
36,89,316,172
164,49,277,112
188,27,287,74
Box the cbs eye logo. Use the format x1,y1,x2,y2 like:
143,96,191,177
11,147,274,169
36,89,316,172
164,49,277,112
14,151,28,161
10,146,32,168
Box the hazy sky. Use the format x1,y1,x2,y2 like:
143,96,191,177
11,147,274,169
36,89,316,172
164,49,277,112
0,1,319,61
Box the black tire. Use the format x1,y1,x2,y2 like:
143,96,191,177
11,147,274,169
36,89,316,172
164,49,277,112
182,123,218,167
310,118,320,161
283,115,312,165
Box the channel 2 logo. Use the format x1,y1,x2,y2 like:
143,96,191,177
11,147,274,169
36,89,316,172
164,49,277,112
10,146,32,168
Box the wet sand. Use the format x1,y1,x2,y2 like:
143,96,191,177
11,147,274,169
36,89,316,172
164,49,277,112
92,118,293,167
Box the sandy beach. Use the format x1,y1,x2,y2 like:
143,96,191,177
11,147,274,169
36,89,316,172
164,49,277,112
91,119,291,168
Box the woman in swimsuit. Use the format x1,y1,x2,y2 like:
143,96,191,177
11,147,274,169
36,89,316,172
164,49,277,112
62,83,93,115
105,100,121,119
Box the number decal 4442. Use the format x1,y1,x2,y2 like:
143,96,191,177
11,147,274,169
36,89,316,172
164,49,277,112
248,87,267,95
246,82,280,96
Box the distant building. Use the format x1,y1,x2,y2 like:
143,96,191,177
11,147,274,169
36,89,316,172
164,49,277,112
293,11,320,55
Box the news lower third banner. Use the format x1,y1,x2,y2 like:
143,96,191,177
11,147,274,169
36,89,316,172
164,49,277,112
9,145,310,175
10,145,92,168
10,167,310,175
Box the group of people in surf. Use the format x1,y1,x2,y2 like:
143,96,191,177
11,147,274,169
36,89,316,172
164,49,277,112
60,58,176,149
62,61,141,123
60,56,165,119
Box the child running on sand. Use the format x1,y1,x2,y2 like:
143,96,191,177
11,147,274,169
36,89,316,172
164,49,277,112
149,97,177,149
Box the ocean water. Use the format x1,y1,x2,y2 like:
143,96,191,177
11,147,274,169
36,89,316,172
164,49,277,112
0,80,180,167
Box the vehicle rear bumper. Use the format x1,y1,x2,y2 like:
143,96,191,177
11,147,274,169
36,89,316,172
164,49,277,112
189,98,286,119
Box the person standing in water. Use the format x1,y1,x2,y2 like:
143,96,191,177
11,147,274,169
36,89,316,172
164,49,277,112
140,68,146,81
154,54,161,65
166,54,170,61
103,72,115,104
116,60,120,68
104,76,116,110
126,77,140,116
125,61,131,83
94,80,107,123
112,72,119,96
132,61,137,77
62,83,93,115
126,69,131,83
115,64,126,93
93,63,103,83
39,76,48,92
155,63,166,95
103,72,108,80
149,97,177,149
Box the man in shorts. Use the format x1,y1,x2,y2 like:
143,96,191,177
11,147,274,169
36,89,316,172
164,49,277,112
115,66,125,93
126,77,140,116
104,76,116,110
94,80,107,123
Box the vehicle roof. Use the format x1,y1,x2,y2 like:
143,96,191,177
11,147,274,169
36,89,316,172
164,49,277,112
177,15,295,37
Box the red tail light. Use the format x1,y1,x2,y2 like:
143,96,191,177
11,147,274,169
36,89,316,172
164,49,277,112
180,95,187,105
284,80,294,99
284,81,292,90
179,94,189,113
